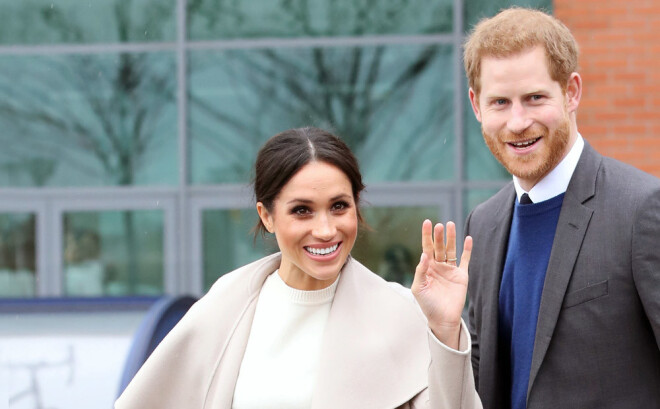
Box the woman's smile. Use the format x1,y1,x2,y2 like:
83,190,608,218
304,242,341,258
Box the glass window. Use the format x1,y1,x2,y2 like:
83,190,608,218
0,52,178,187
464,0,552,31
188,0,453,40
0,213,36,297
352,206,443,287
202,209,274,291
63,210,165,296
203,205,442,290
464,99,510,181
464,188,504,217
0,0,176,45
189,44,454,185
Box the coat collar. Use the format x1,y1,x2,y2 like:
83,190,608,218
475,184,515,407
205,254,430,409
312,256,429,408
526,142,601,399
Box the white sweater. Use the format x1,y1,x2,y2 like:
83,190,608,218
232,271,338,408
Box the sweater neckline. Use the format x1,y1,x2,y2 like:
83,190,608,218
269,269,339,305
514,192,565,216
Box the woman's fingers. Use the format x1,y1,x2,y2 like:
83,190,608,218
434,223,445,262
412,252,429,291
460,236,473,270
445,221,457,265
421,219,434,259
420,219,471,272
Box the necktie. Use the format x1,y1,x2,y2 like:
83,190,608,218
520,193,533,205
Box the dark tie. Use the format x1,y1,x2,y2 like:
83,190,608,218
520,193,533,205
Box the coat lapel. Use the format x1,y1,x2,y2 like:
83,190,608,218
312,258,429,409
204,298,258,408
204,254,280,408
527,144,601,398
478,186,515,406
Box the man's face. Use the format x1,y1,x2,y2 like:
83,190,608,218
469,46,581,191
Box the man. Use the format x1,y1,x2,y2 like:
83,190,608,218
462,7,660,409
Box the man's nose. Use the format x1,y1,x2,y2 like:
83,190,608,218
507,101,533,134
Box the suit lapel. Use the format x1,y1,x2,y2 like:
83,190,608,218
478,186,515,406
527,144,601,398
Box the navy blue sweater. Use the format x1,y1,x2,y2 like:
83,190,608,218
498,193,565,409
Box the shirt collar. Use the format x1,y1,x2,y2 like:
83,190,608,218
513,134,584,203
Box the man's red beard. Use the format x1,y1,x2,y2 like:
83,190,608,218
482,118,571,183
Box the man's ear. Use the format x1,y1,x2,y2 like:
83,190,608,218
256,202,274,233
565,72,582,113
469,88,483,122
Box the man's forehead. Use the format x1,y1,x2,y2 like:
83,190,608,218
480,45,547,66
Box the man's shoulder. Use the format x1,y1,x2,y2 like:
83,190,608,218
568,147,660,223
598,155,660,193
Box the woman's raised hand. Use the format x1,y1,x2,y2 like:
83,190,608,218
411,220,472,350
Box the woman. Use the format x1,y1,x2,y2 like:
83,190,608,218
115,127,481,409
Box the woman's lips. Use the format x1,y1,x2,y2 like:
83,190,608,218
304,242,341,260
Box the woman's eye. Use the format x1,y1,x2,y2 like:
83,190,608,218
332,201,349,211
292,206,311,216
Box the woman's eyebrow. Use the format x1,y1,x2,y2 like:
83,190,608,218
286,193,351,205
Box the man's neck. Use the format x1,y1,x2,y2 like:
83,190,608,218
513,134,584,203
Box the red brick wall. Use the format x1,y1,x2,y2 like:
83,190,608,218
554,0,660,177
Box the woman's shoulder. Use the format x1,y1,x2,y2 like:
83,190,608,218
207,253,281,294
182,253,282,325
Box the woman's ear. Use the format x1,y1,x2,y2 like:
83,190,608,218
256,202,274,233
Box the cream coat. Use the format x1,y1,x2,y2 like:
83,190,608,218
116,253,481,409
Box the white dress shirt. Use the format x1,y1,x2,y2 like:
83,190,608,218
513,134,585,203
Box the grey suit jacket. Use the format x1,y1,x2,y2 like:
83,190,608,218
116,253,481,409
465,142,660,408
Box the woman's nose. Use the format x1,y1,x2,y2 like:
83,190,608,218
312,214,336,240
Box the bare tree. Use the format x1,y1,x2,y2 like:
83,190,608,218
187,0,455,183
0,0,176,293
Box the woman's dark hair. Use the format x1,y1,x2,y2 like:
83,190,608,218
253,127,365,237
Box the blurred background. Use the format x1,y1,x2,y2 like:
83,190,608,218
0,0,657,408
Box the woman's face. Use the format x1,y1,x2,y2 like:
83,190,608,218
257,161,358,290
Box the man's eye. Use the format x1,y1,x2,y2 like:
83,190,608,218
494,98,507,105
530,95,544,101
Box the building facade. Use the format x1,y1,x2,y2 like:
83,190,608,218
0,0,656,300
